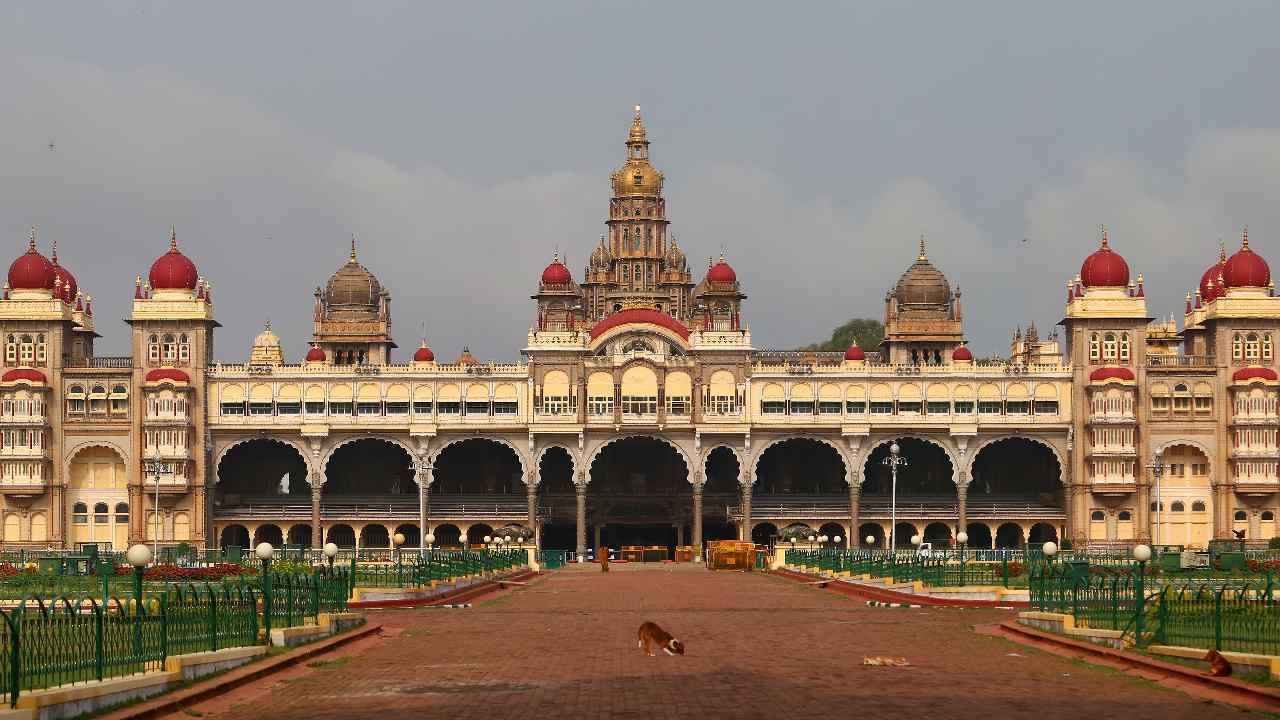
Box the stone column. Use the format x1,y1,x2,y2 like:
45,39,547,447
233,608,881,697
692,484,704,561
1136,480,1152,543
526,477,538,549
739,479,753,542
575,481,587,558
1249,509,1262,541
593,524,602,551
128,484,144,544
310,476,323,549
848,482,861,545
418,466,432,551
956,482,968,540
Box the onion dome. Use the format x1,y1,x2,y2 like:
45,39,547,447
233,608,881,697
610,106,664,198
541,253,572,285
0,368,45,384
47,240,77,301
589,308,689,340
413,341,435,362
253,322,280,348
457,346,477,365
1233,367,1278,382
843,343,865,361
1199,243,1228,301
1088,366,1135,382
324,238,382,313
8,228,52,291
952,345,973,361
706,254,736,283
894,235,951,305
149,227,199,290
305,345,326,363
1223,228,1270,288
144,368,190,383
1079,228,1130,288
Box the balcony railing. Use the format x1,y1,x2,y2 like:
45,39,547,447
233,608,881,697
214,494,538,521
64,356,134,369
1147,354,1215,369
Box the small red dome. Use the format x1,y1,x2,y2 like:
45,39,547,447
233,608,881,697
1200,247,1228,301
50,264,77,302
1223,230,1270,289
144,368,189,383
843,344,865,361
305,346,327,362
1233,367,1278,382
413,343,435,362
0,368,45,384
1089,366,1135,382
707,256,736,283
952,345,973,361
7,234,52,291
541,255,571,285
1079,232,1129,288
589,308,690,340
148,229,199,290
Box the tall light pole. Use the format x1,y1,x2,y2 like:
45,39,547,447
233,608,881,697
882,442,908,551
143,453,167,559
1146,451,1166,547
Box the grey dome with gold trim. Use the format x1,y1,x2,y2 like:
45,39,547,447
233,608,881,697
324,239,383,318
893,236,951,307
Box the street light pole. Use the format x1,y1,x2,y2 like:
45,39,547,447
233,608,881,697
143,455,165,560
882,443,908,551
1146,451,1166,547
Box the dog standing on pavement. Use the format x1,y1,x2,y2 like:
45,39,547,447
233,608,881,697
637,621,684,656
599,548,610,572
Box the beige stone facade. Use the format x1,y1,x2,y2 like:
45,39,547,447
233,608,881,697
1,113,1276,554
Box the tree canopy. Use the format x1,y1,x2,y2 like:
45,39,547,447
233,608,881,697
803,318,884,352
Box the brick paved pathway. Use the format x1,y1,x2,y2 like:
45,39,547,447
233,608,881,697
169,564,1253,719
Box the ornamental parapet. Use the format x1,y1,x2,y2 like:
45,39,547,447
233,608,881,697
749,361,1073,377
209,361,529,377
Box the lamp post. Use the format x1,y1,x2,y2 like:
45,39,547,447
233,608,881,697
126,544,151,657
393,533,406,587
1146,451,1167,548
323,542,338,573
956,531,969,561
1042,540,1058,565
882,443,908,551
425,532,435,551
865,534,875,550
1133,544,1152,643
257,542,275,641
483,535,492,576
142,455,167,560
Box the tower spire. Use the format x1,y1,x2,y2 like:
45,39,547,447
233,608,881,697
1220,238,1227,262
27,226,36,253
918,234,927,261
169,225,178,252
628,104,648,145
1100,224,1109,249
49,238,58,264
1243,226,1250,250
350,235,357,261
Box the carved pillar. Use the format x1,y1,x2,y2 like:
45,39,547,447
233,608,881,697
739,477,753,542
49,483,65,546
310,475,322,549
418,466,432,551
128,484,144,543
956,481,968,540
526,475,538,549
575,478,587,558
692,483,704,561
848,481,860,545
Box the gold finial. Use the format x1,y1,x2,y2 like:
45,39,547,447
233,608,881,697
264,319,271,331
350,235,357,261
634,104,641,120
1100,224,1109,248
49,238,58,264
1220,238,1227,262
27,226,36,252
169,225,177,251
628,104,647,144
917,234,927,261
718,251,726,264
1243,226,1250,250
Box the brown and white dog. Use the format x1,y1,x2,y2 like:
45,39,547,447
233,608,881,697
599,548,610,572
1205,649,1233,677
637,621,685,656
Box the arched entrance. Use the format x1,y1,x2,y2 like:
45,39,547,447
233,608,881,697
538,447,576,551
858,523,884,548
864,438,954,548
923,521,951,545
703,447,740,545
432,439,523,495
1029,522,1058,545
1155,443,1213,549
965,523,993,549
325,439,414,496
326,524,356,548
67,446,129,550
752,522,779,546
754,439,846,494
466,523,494,546
253,524,283,546
995,522,1024,549
220,524,249,549
969,438,1062,507
588,437,688,555
431,523,462,548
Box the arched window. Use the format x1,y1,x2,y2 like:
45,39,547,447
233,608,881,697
72,502,88,524
178,333,190,362
148,333,160,362
66,384,86,414
93,502,109,523
1263,510,1275,521
1170,501,1185,512
110,384,128,414
1089,333,1100,360
1233,333,1244,360
89,385,107,414
1246,333,1261,361
1090,510,1105,521
1118,333,1130,361
34,334,45,364
1102,333,1117,360
4,334,14,363
162,334,176,361
19,335,33,364
1150,501,1162,512
1118,510,1132,521
1192,501,1206,512
1234,510,1248,521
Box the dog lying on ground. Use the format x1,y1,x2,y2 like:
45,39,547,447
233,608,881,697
1205,649,1233,677
638,621,684,656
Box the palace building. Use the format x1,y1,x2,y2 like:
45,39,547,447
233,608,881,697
0,108,1277,555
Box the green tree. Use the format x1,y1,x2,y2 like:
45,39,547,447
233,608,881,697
804,318,884,352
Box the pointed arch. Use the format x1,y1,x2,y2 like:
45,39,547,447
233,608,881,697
215,436,314,485
964,434,1066,487
534,443,577,485
432,435,529,481
583,434,692,484
749,435,853,486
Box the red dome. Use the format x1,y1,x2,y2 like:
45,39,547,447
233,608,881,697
541,256,571,285
1200,247,1228,301
305,346,327,362
589,308,689,340
0,368,45,384
145,368,189,383
1223,230,1270,289
952,345,973,361
1079,233,1129,288
413,343,435,362
707,256,736,283
1233,367,1278,382
148,229,199,290
1088,366,1135,382
7,234,52,291
843,344,865,361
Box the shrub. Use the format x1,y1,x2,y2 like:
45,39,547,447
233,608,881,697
1269,537,1280,550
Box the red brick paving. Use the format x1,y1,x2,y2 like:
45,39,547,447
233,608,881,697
166,564,1253,719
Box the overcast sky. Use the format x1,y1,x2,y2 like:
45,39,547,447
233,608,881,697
3,2,1280,361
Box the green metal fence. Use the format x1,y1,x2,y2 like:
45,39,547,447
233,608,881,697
785,549,1025,588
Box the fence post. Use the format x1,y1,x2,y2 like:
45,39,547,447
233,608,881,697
1133,562,1146,647
1267,571,1274,609
94,601,104,681
8,613,19,709
1155,587,1168,645
209,586,218,652
160,596,168,666
1110,575,1118,629
262,571,273,645
1002,557,1009,589
1214,588,1223,651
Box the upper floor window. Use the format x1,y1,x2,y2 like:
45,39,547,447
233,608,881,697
1102,333,1117,361
178,334,190,362
88,384,107,414
1246,333,1261,361
4,334,14,364
110,384,128,414
1118,333,1130,362
1266,335,1274,361
1233,334,1244,360
148,334,160,362
66,384,85,414
162,334,177,362
19,335,33,364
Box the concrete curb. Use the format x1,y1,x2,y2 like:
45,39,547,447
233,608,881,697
994,620,1280,712
95,622,383,720
349,569,538,609
773,568,1029,608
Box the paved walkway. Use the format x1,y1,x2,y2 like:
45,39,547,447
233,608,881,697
168,564,1253,719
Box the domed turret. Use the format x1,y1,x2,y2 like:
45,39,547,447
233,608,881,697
706,254,736,284
149,227,199,291
1223,228,1270,289
1079,229,1129,288
1200,242,1228,301
843,343,865,361
249,321,283,365
541,253,572,285
47,240,77,302
610,106,664,198
7,228,52,291
305,345,326,363
413,341,435,362
952,345,973,361
894,236,951,306
324,238,383,317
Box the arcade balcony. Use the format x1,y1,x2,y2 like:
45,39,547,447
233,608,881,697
213,494,540,523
